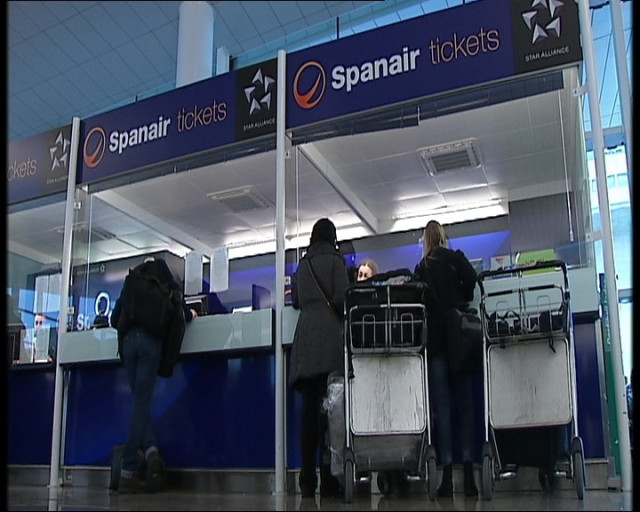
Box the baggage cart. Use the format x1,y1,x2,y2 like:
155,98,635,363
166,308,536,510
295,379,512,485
341,279,437,502
477,260,586,500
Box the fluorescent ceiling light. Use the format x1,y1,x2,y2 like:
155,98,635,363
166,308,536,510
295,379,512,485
392,199,507,231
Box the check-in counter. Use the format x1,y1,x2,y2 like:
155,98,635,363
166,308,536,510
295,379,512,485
57,308,293,365
8,307,304,475
8,269,605,478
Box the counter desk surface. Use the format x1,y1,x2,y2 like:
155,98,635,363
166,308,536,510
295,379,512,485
57,307,300,365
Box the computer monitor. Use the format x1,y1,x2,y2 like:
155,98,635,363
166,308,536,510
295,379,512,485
7,323,25,364
185,294,209,316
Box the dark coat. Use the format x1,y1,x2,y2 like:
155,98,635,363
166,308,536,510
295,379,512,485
414,245,477,356
288,241,350,388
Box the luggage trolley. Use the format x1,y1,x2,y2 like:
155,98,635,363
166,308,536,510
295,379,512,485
341,279,438,502
477,260,586,500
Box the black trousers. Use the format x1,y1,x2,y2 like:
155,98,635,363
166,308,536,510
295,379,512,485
297,373,333,490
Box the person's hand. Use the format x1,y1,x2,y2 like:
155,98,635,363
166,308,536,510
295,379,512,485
190,309,198,319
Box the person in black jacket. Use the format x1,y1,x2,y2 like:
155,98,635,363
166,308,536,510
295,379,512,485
289,218,350,498
110,256,197,493
414,220,478,498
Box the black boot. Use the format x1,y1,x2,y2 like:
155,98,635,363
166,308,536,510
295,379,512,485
463,461,478,497
299,469,317,498
320,464,343,497
437,464,453,498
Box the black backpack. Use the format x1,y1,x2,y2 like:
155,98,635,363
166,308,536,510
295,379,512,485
116,259,186,377
120,260,177,338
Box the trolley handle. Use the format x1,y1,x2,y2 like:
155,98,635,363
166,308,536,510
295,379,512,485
484,282,563,298
477,259,568,294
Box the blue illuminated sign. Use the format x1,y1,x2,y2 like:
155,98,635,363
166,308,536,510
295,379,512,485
7,125,72,205
78,59,278,184
287,0,582,129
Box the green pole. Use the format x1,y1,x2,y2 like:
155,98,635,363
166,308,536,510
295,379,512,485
599,273,620,477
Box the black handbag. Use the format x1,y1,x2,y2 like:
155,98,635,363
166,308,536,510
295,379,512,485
444,306,483,376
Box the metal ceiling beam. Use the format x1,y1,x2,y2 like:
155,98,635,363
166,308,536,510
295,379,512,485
95,190,214,256
297,142,380,234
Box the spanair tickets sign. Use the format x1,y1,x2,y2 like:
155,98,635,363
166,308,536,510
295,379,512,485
7,124,72,204
287,0,582,129
79,59,277,184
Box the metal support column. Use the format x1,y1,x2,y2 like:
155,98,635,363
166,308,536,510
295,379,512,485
577,0,632,492
274,49,287,495
48,116,81,489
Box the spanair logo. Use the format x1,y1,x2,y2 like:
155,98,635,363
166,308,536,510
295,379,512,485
50,130,71,171
244,67,276,115
521,0,564,44
83,126,107,168
293,61,326,109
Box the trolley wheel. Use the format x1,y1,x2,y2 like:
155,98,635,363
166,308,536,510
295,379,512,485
538,467,557,491
481,442,495,500
344,460,354,503
426,446,437,501
571,437,585,500
377,471,395,496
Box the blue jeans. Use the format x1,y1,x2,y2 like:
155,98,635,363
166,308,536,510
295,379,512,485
121,327,162,474
428,355,476,465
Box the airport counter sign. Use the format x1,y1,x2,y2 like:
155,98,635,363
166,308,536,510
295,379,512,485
287,0,582,129
7,124,72,205
79,59,277,185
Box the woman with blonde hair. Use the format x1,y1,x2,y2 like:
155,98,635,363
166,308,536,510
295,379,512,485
414,220,478,498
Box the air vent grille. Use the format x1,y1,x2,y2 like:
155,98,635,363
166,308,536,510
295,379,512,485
207,187,273,213
416,138,481,176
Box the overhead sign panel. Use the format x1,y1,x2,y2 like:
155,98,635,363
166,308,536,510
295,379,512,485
7,124,72,205
79,59,277,185
287,0,582,129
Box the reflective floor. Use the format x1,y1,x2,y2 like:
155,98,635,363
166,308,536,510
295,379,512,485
6,484,633,511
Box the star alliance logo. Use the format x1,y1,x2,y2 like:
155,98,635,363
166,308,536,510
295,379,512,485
521,0,564,44
49,130,71,171
244,68,275,116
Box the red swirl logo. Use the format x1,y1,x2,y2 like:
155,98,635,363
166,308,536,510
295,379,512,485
293,61,326,110
83,126,107,168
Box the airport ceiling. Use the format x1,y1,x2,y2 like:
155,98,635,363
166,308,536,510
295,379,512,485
7,1,633,268
7,0,631,142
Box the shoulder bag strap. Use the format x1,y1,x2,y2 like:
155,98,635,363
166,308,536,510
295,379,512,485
307,257,341,318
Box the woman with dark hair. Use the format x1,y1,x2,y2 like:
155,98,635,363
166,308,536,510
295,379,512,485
414,220,479,498
356,258,379,282
288,218,350,498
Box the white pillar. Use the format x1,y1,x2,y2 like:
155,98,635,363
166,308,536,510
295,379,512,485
48,117,81,488
577,0,632,492
176,1,214,88
609,0,632,197
274,49,287,495
216,46,230,75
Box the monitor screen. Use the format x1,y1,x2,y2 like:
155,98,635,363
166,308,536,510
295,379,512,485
7,323,25,364
185,294,209,316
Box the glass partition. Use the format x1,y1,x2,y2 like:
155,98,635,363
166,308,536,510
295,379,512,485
62,141,279,360
283,65,595,282
7,194,66,365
